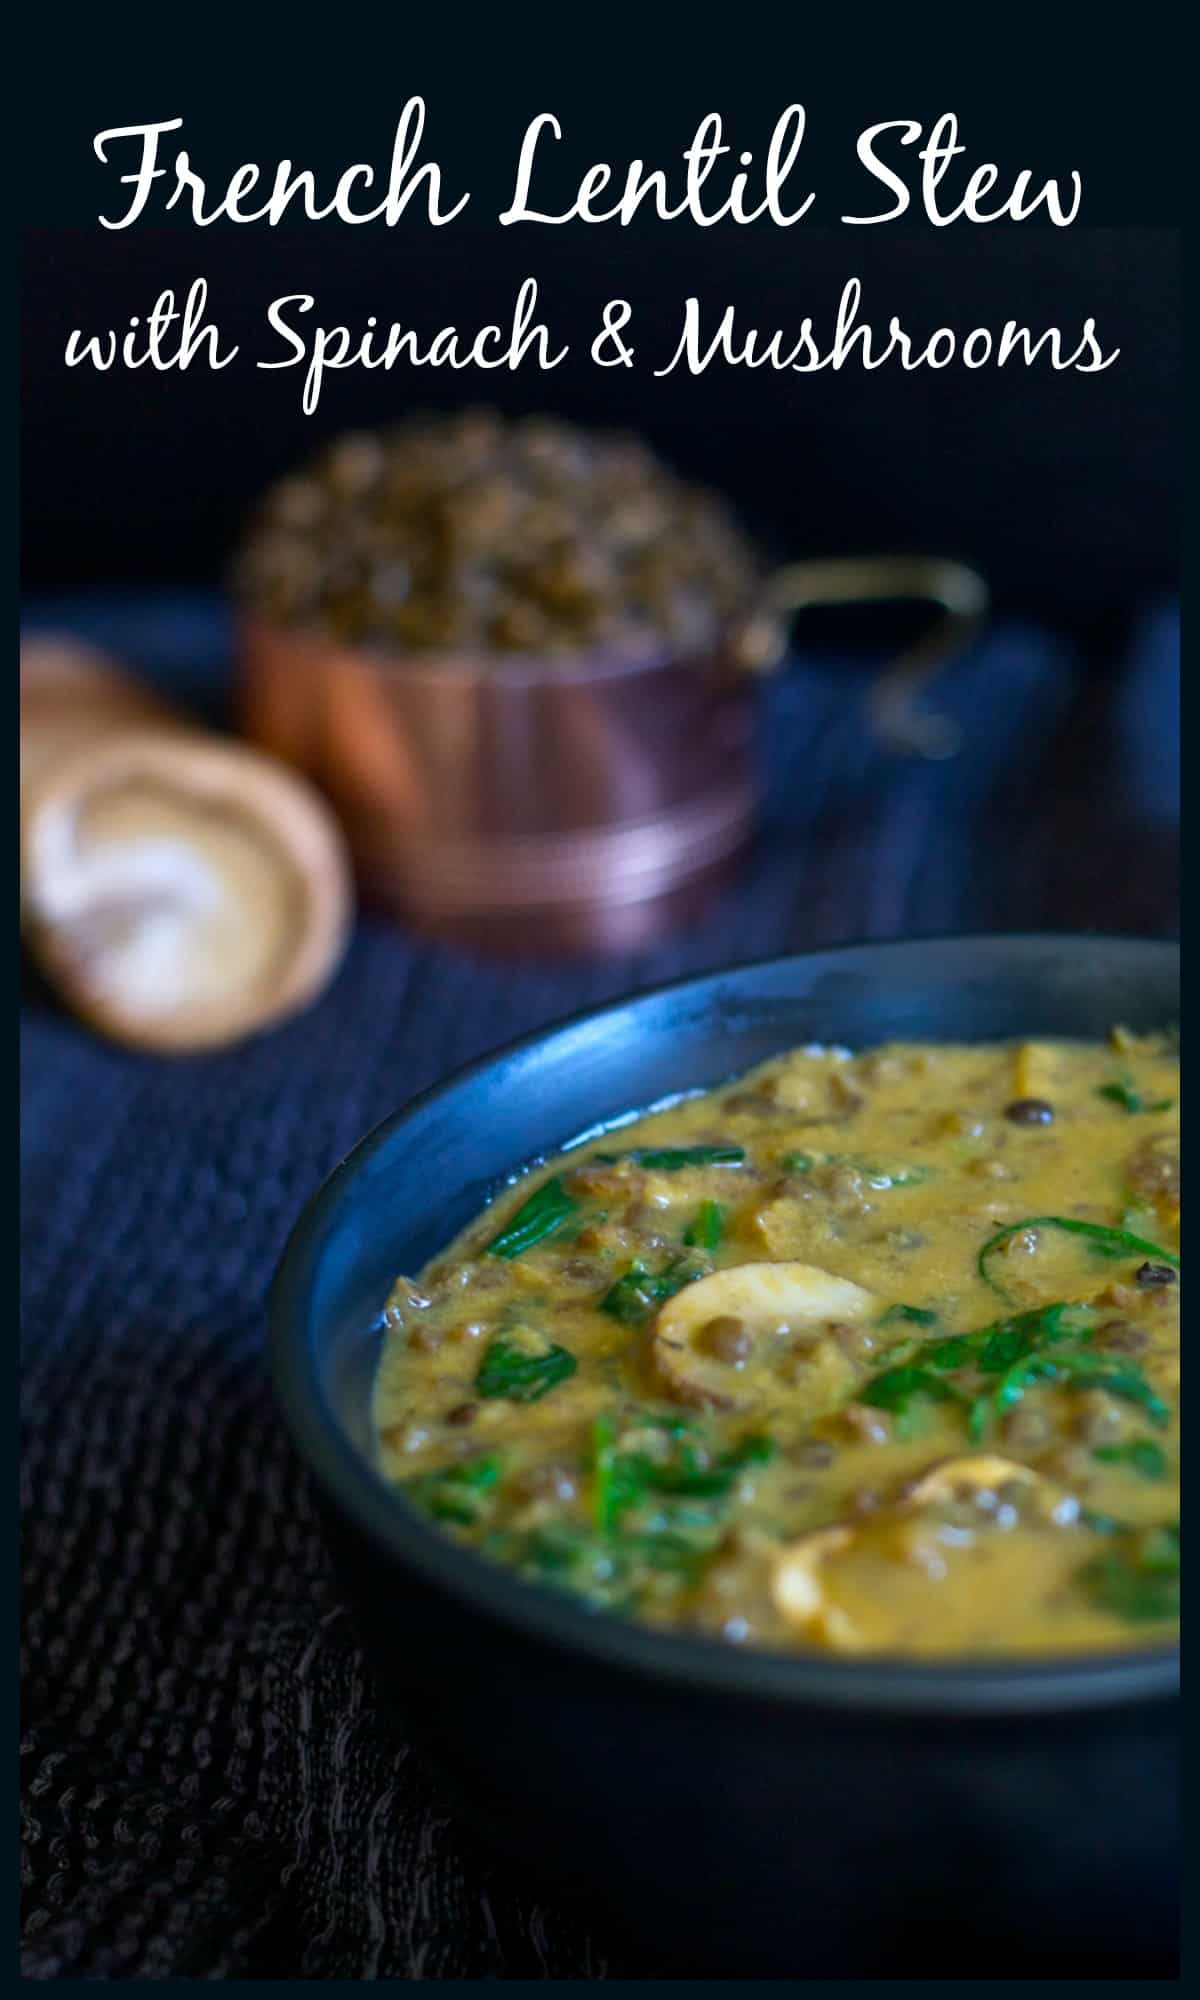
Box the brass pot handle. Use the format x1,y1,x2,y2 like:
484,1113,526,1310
762,555,990,758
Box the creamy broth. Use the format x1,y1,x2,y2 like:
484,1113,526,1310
374,1032,1179,1657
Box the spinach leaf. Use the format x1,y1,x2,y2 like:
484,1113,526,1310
499,1522,632,1609
1078,1522,1180,1623
879,1304,938,1328
967,1361,1047,1441
1078,1506,1126,1535
1038,1352,1171,1428
972,1301,1091,1373
623,1524,715,1579
683,1199,725,1251
1141,1523,1182,1572
1096,1078,1175,1115
638,1433,774,1499
860,1365,965,1416
864,1303,1084,1430
923,1334,975,1369
592,1410,643,1534
978,1215,1179,1297
960,1309,1168,1439
957,1301,1092,1438
1092,1438,1169,1480
503,1429,740,1610
509,1508,723,1607
485,1176,579,1259
971,1361,1169,1439
592,1409,772,1526
599,1256,706,1326
860,1300,1168,1443
404,1454,501,1526
590,1144,745,1170
476,1334,577,1403
1081,1558,1179,1621
492,1408,776,1615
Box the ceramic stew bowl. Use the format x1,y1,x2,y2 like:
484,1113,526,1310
271,935,1179,1977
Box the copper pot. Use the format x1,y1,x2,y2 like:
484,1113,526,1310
238,556,987,958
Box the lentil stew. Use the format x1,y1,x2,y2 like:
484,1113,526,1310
374,1030,1179,1657
235,410,772,663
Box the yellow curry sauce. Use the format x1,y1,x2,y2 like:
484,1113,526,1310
374,1032,1179,1657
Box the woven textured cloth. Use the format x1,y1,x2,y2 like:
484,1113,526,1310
20,596,1178,1978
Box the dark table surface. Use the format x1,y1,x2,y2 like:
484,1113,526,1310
20,594,1179,1978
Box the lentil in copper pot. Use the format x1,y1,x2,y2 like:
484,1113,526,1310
235,410,775,663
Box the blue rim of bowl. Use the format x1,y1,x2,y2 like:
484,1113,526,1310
271,931,1180,1718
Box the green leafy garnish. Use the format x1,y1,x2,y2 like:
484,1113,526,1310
1096,1078,1175,1115
859,1300,1169,1443
923,1334,976,1368
485,1176,579,1259
491,1522,632,1608
646,1432,774,1499
591,1411,626,1535
590,1144,745,1170
1141,1523,1182,1571
972,1301,1093,1374
502,1508,727,1607
1092,1438,1169,1480
782,1152,815,1173
969,1349,1170,1441
1078,1506,1126,1535
552,1209,608,1247
978,1215,1179,1297
958,1304,1168,1440
599,1257,706,1326
683,1200,725,1251
504,1412,772,1612
404,1455,501,1526
476,1333,577,1403
862,1303,1083,1424
860,1365,965,1415
592,1409,773,1526
1078,1523,1180,1623
1041,1353,1170,1422
879,1304,938,1328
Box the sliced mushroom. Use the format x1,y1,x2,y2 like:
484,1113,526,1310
902,1455,1043,1508
652,1261,877,1411
771,1524,863,1649
21,729,351,1052
772,1455,1059,1651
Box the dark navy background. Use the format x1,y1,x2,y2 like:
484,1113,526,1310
19,594,1179,1977
19,29,1181,624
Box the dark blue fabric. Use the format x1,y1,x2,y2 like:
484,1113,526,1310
20,594,1178,1978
